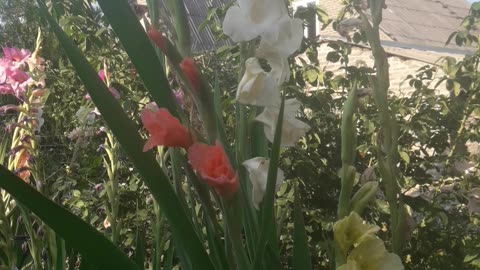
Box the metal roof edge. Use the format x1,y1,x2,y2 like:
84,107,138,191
320,35,474,55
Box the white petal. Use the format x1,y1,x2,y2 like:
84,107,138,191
262,16,304,57
243,157,284,209
256,43,291,84
222,6,259,42
255,99,310,146
236,58,280,106
240,0,286,29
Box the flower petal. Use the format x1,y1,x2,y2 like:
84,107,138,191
236,58,280,106
256,99,310,146
222,6,259,42
188,141,239,199
141,107,193,150
242,157,284,209
262,16,304,57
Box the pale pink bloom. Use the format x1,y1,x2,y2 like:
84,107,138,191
32,89,49,97
98,69,107,82
2,47,31,66
174,90,184,107
0,104,21,114
0,59,31,97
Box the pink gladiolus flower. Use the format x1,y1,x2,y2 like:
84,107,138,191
141,106,194,151
0,59,31,97
2,47,31,66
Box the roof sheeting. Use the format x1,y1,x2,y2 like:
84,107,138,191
182,0,232,52
378,0,470,49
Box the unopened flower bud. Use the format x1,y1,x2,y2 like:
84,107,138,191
350,181,379,215
179,58,201,92
147,25,167,54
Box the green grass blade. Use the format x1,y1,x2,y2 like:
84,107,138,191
0,166,139,270
96,0,178,115
134,225,146,268
293,185,313,270
36,1,214,269
252,97,285,270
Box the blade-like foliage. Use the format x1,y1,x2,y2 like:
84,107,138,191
36,1,214,269
96,0,178,116
293,185,312,270
0,166,140,270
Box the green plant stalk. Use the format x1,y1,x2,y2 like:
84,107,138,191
337,85,358,219
165,0,192,57
252,98,285,270
225,196,251,270
358,0,403,253
0,198,16,269
103,130,120,245
335,83,359,267
293,184,313,270
6,89,47,270
152,201,165,270
235,41,261,261
19,205,44,270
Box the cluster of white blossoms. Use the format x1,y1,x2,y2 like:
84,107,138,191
223,0,311,209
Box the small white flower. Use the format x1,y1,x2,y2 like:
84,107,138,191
242,157,284,210
222,0,286,42
237,57,280,106
256,99,310,147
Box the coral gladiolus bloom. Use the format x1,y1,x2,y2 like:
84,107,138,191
141,106,193,151
188,141,239,199
179,58,201,92
147,25,167,54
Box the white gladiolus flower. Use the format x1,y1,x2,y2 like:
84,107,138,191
261,16,304,57
236,58,280,106
242,157,284,210
222,0,286,42
256,43,291,84
256,99,310,146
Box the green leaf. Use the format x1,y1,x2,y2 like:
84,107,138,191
134,225,146,268
36,1,214,269
164,0,191,56
252,97,285,270
0,166,139,270
293,185,312,270
399,151,410,164
95,0,178,115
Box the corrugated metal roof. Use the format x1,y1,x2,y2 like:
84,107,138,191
377,0,470,49
319,0,471,52
181,0,232,52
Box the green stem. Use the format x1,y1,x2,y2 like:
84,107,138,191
359,0,403,253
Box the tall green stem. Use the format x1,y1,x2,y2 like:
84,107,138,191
358,0,403,253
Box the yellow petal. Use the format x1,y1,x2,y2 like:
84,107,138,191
333,212,379,254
